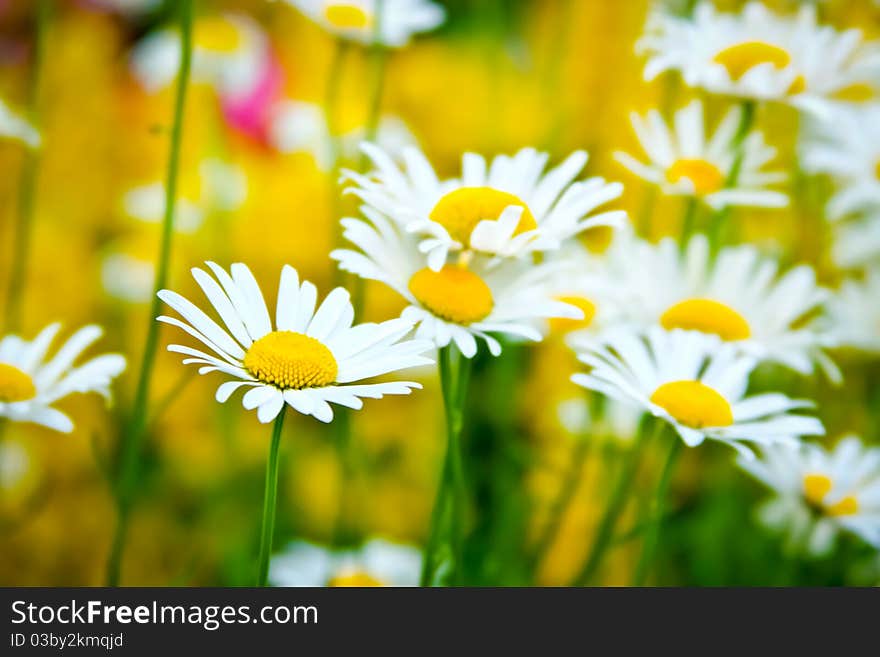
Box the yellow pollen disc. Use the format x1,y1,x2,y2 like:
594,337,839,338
550,296,596,334
328,571,384,587
803,473,832,506
243,331,337,390
0,363,36,403
408,265,494,325
833,83,875,103
429,187,537,247
582,226,615,254
713,41,792,81
324,3,372,29
666,159,725,196
826,495,859,517
787,74,806,96
194,17,242,53
875,160,880,181
660,299,751,341
650,380,734,429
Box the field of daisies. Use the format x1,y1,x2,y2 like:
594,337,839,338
0,0,879,587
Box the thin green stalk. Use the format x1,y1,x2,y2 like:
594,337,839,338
632,434,682,586
707,100,756,255
573,417,655,586
3,0,50,333
105,0,193,587
360,0,387,156
528,435,590,581
420,345,471,586
679,197,699,250
257,408,287,586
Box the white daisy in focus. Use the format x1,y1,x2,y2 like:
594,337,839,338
0,98,40,149
131,13,270,98
830,215,880,270
615,100,788,210
0,324,126,433
268,100,417,169
825,268,880,354
738,436,880,555
583,234,838,379
639,2,880,114
345,144,627,270
158,262,434,423
572,327,824,456
331,207,584,358
801,104,880,220
280,0,445,48
269,538,422,586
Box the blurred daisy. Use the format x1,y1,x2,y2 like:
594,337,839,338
270,538,422,586
586,234,837,378
615,100,787,209
332,207,583,357
0,98,39,148
739,436,880,555
158,262,433,423
572,327,824,456
830,215,880,270
346,144,627,270
123,160,247,234
639,2,880,114
801,104,880,220
825,269,880,354
0,324,126,433
131,13,272,99
269,101,417,169
280,0,445,48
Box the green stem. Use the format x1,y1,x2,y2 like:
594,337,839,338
573,417,653,586
632,435,682,586
257,408,287,586
420,345,471,586
3,0,50,333
528,435,590,581
679,197,698,250
105,0,193,587
707,100,756,256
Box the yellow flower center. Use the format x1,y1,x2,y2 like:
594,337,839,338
803,474,859,517
0,364,36,403
550,295,596,334
243,331,337,390
875,160,880,182
328,570,385,586
832,83,875,103
787,74,806,96
666,159,725,196
582,225,615,254
713,41,792,81
429,187,537,247
324,3,373,29
660,299,751,341
408,265,494,325
194,17,242,53
650,380,734,429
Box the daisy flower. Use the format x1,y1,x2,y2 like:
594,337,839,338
615,100,788,209
331,206,584,358
0,98,39,148
0,324,126,433
279,0,445,48
269,538,422,586
268,101,416,169
830,215,880,270
583,234,837,379
801,104,880,220
157,262,434,423
638,2,880,114
571,327,825,456
345,144,627,270
131,13,271,99
738,436,880,555
825,268,880,354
